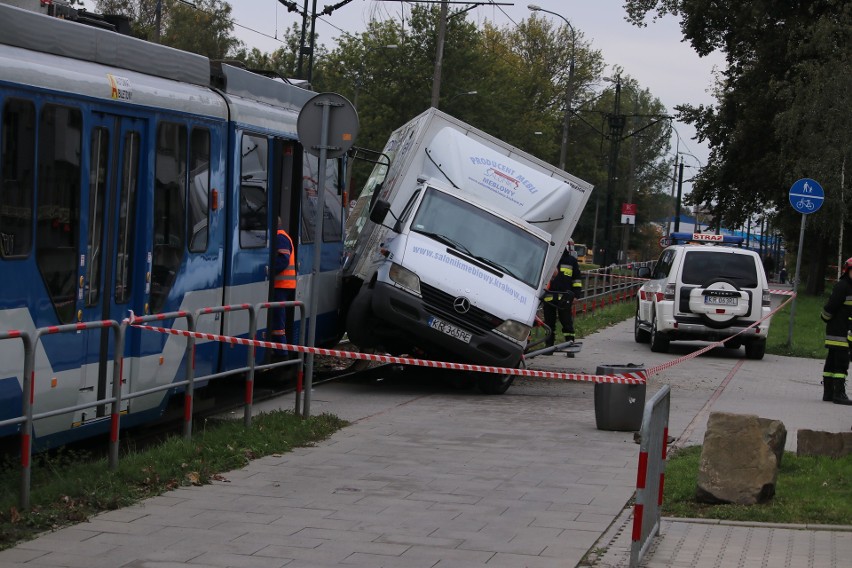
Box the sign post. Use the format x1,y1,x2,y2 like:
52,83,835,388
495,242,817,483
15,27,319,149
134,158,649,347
297,93,358,416
787,178,824,347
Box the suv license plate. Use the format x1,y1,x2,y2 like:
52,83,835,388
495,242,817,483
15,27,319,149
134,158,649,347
428,316,472,343
705,296,737,306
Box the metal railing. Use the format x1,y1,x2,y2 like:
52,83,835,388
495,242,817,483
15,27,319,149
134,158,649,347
2,302,305,510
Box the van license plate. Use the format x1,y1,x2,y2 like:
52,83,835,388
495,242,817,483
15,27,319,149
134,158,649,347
705,296,737,306
428,316,472,343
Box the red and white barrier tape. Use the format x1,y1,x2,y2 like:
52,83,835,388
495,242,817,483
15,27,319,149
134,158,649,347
126,318,647,385
592,272,650,283
769,288,795,296
644,291,796,377
125,289,796,388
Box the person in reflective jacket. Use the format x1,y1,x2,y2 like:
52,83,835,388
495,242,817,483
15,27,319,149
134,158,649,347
820,256,852,405
543,240,583,355
273,217,296,360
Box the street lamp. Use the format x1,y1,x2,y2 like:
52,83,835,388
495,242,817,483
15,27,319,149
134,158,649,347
447,90,478,104
528,4,576,171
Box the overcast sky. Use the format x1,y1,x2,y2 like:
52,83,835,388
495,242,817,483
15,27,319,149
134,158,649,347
226,1,726,189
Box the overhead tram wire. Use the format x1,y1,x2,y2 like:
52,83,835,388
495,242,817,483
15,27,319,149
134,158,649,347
173,0,352,51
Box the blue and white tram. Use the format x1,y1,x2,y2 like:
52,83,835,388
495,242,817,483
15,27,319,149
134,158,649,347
0,5,346,449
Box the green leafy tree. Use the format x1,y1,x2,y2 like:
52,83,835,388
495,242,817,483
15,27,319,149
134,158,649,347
624,0,852,292
162,0,241,58
313,5,673,258
95,0,241,58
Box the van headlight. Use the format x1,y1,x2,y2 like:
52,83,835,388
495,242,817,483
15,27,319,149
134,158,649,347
389,263,421,295
496,320,531,342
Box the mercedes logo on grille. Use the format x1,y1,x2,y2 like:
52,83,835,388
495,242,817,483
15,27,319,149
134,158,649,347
453,296,471,314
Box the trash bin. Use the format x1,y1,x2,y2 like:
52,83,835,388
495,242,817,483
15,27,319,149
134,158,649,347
594,363,647,431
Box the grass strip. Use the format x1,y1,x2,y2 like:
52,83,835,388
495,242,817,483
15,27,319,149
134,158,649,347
0,411,346,550
663,445,852,525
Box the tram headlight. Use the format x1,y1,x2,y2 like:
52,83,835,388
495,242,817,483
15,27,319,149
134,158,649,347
389,263,421,295
496,319,531,343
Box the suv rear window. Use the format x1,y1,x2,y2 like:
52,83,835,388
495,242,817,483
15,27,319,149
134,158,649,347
681,251,759,288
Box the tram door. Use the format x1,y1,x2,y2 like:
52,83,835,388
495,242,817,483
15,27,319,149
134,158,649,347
76,114,145,422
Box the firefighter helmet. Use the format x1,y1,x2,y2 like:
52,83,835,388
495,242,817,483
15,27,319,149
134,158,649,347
566,239,577,258
844,257,852,273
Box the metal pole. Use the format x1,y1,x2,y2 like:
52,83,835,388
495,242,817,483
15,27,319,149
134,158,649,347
245,306,257,428
787,214,806,348
621,97,639,261
19,332,34,511
154,0,162,43
674,162,684,233
109,324,125,470
297,0,308,78
306,0,318,86
559,56,575,171
603,78,624,266
304,98,334,417
430,0,448,108
182,313,196,440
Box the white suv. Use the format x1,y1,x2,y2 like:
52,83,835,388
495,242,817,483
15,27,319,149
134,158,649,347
634,233,772,359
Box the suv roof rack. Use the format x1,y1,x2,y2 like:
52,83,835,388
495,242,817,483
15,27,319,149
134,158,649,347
669,232,744,246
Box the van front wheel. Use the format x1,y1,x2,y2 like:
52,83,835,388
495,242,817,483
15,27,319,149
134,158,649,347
476,362,518,394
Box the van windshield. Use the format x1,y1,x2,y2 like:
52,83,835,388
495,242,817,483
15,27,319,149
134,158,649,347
410,186,547,288
682,250,759,288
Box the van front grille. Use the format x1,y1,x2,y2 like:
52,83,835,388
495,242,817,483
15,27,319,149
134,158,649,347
420,283,501,333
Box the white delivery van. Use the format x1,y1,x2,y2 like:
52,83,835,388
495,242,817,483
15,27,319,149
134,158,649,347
342,108,593,393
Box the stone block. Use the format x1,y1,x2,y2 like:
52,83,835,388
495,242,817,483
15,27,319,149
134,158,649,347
696,412,786,505
797,429,852,459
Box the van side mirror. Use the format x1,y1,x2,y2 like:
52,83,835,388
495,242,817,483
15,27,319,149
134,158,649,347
370,199,391,224
637,266,651,279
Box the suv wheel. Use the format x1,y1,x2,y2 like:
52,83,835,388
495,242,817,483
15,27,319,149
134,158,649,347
634,302,650,343
745,339,766,360
650,312,670,353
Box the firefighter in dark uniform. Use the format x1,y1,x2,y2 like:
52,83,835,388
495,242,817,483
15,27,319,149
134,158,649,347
820,256,852,405
273,217,296,360
543,240,583,355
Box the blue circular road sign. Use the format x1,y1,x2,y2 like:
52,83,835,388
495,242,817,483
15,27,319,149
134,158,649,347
789,178,824,214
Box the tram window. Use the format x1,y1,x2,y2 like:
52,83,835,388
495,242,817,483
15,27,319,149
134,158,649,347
300,154,342,243
188,128,210,253
35,104,82,324
115,131,139,304
85,127,109,306
1,99,36,258
239,133,268,248
151,122,187,313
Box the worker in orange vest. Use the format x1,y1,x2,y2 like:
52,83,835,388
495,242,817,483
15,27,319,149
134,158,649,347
273,217,296,359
